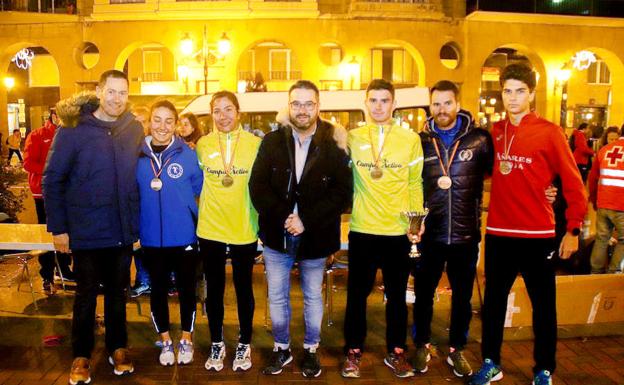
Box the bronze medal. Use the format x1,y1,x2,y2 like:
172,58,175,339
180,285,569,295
370,166,383,179
499,160,513,175
222,174,234,187
437,175,452,190
150,177,163,191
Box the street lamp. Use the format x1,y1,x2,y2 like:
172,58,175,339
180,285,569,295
3,77,15,90
554,65,572,128
180,26,231,95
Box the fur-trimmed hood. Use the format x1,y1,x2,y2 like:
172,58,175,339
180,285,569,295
275,109,348,152
55,92,100,128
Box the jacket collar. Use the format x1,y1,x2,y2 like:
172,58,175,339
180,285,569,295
141,135,184,158
425,110,474,143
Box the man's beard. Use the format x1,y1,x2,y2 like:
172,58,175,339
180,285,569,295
290,113,316,130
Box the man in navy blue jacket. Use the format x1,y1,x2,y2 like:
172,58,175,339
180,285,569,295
43,70,143,385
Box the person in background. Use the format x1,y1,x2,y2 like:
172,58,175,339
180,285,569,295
6,129,22,165
601,126,621,148
197,91,260,373
178,112,204,150
588,127,624,274
23,109,74,295
44,70,143,384
130,104,152,298
571,122,594,183
137,99,203,366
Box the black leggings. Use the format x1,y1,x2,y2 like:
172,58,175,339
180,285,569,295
199,238,258,344
143,245,199,334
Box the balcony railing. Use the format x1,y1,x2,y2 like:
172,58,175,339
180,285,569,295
141,72,163,82
469,0,624,17
269,71,302,81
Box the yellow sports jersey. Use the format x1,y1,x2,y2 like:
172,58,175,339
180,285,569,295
196,128,261,244
349,123,424,236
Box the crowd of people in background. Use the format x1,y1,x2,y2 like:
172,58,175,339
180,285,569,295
1,61,622,385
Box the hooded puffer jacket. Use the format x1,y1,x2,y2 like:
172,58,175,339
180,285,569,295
420,111,493,244
42,92,144,250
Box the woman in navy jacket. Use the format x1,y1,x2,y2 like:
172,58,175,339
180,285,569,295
136,100,203,366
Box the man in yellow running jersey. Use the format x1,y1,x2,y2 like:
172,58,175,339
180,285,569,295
341,79,424,379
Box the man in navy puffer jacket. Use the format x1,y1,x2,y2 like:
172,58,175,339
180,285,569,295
43,70,143,384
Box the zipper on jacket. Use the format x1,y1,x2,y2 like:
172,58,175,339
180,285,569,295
444,145,452,245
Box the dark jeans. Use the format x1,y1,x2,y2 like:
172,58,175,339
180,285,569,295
143,245,199,333
199,238,257,344
34,197,71,281
344,231,411,353
72,246,132,358
7,149,22,163
413,240,478,350
482,235,557,374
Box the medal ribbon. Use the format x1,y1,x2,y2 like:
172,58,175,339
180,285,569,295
502,120,516,161
217,129,241,177
367,125,392,170
432,138,460,178
150,156,173,179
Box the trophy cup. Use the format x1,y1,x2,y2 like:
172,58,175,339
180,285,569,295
401,208,429,259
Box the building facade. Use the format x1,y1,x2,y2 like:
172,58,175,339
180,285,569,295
1,0,623,135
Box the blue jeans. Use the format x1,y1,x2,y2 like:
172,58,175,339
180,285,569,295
263,235,326,349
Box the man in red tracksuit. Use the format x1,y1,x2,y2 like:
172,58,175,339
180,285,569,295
23,109,73,295
468,64,587,385
571,122,594,182
588,134,624,273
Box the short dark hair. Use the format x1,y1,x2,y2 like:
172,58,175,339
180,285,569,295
289,80,319,99
430,80,459,99
366,79,395,99
150,99,178,122
500,63,537,92
577,122,588,131
98,70,129,87
210,91,240,113
12,129,19,134
48,109,57,123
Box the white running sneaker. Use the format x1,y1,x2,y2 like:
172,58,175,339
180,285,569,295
232,343,252,371
177,339,194,365
158,340,175,366
204,341,226,371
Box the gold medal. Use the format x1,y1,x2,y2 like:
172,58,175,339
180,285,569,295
499,160,513,175
367,125,392,182
150,177,163,191
499,121,516,176
222,174,234,187
370,166,383,179
437,175,452,189
218,130,241,188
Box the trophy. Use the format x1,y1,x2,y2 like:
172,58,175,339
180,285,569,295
401,209,429,259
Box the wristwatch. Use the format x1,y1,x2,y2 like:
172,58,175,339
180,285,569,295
570,228,581,236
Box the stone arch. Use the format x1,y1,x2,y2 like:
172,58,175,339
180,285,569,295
114,41,178,95
362,39,426,87
572,47,624,128
476,44,548,127
236,39,302,92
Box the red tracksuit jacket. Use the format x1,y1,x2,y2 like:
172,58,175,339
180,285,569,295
486,113,587,238
24,121,57,199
